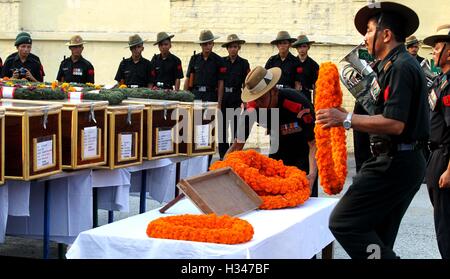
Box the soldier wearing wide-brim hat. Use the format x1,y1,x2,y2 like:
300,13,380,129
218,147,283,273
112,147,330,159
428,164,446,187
114,34,152,88
150,32,184,90
227,66,318,192
184,30,225,104
291,34,319,102
218,34,250,159
405,35,425,63
423,24,450,259
2,31,44,82
221,34,246,48
318,1,429,259
56,35,95,84
265,31,302,90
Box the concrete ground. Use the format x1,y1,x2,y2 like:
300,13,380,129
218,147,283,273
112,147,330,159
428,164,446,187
0,154,441,259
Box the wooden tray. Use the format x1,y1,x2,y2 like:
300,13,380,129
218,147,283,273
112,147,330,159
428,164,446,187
161,167,262,216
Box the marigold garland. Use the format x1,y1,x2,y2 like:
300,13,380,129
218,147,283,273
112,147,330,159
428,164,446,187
146,214,254,244
210,150,310,210
314,62,347,195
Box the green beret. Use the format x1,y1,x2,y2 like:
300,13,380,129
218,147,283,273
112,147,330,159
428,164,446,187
15,32,31,40
15,35,32,46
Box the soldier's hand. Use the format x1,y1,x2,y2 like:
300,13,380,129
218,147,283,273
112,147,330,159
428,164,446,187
439,169,450,189
25,69,35,81
316,108,347,129
12,70,20,79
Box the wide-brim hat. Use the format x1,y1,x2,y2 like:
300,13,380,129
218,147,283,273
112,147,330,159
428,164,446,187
66,35,85,46
154,32,175,45
241,67,282,103
405,35,420,47
221,34,246,48
424,24,450,46
270,31,296,45
126,34,147,48
354,2,419,37
196,30,219,44
292,34,315,48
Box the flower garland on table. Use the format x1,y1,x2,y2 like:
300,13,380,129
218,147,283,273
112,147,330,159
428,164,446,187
210,150,310,210
147,214,254,244
314,62,347,195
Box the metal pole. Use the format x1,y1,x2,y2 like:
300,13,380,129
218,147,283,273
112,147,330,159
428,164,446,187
43,180,50,259
139,169,147,214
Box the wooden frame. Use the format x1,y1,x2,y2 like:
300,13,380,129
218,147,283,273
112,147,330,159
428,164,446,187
98,104,144,170
80,127,102,161
32,134,57,172
154,127,174,155
177,102,218,156
124,99,179,160
161,167,262,216
117,132,138,162
1,99,62,181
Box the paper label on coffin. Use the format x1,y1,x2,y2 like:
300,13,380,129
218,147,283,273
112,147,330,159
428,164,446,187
157,128,173,154
195,124,210,149
83,126,98,159
36,138,53,169
120,133,133,159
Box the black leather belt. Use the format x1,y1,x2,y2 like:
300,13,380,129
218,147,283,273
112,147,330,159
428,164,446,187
370,141,423,157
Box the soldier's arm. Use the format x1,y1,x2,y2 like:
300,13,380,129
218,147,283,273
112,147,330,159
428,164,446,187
307,139,318,189
175,79,181,91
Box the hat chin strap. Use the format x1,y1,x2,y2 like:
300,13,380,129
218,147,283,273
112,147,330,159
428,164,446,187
249,71,274,95
437,43,447,67
372,13,384,60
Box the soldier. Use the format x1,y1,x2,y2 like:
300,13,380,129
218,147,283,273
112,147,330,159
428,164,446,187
114,34,152,88
405,35,425,64
265,31,302,91
150,32,184,90
291,34,319,102
56,35,94,84
317,2,429,258
4,32,41,63
219,34,250,159
227,66,318,194
184,30,225,106
423,24,450,259
2,32,45,82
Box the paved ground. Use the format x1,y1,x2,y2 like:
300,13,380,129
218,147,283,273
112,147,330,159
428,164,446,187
0,154,441,259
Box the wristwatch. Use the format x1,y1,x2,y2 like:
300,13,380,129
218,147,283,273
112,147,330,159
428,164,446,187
343,112,353,130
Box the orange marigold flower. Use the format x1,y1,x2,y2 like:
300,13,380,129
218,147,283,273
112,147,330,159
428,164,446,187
210,150,310,209
146,214,254,244
314,62,347,195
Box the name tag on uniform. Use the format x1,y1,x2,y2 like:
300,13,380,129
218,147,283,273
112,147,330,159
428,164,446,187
370,78,381,101
225,87,233,93
198,86,207,92
280,122,302,136
130,85,138,88
429,89,438,111
72,68,83,76
62,67,69,71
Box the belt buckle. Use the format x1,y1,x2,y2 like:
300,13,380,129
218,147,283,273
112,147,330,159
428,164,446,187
276,84,284,89
225,87,233,93
130,85,138,88
198,86,207,92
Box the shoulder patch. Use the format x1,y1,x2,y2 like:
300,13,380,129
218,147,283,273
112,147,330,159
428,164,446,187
283,99,303,113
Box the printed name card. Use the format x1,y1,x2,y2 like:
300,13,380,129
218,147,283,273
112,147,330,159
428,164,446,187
120,133,133,160
195,124,210,149
83,126,98,159
157,128,173,154
35,136,55,170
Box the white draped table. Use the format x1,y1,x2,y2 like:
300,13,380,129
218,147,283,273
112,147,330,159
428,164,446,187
67,197,338,259
0,156,209,247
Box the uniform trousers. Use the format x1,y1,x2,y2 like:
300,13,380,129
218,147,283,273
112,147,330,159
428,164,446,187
426,148,450,258
329,150,425,258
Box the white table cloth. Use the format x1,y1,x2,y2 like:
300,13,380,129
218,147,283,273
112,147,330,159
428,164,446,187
66,197,338,259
